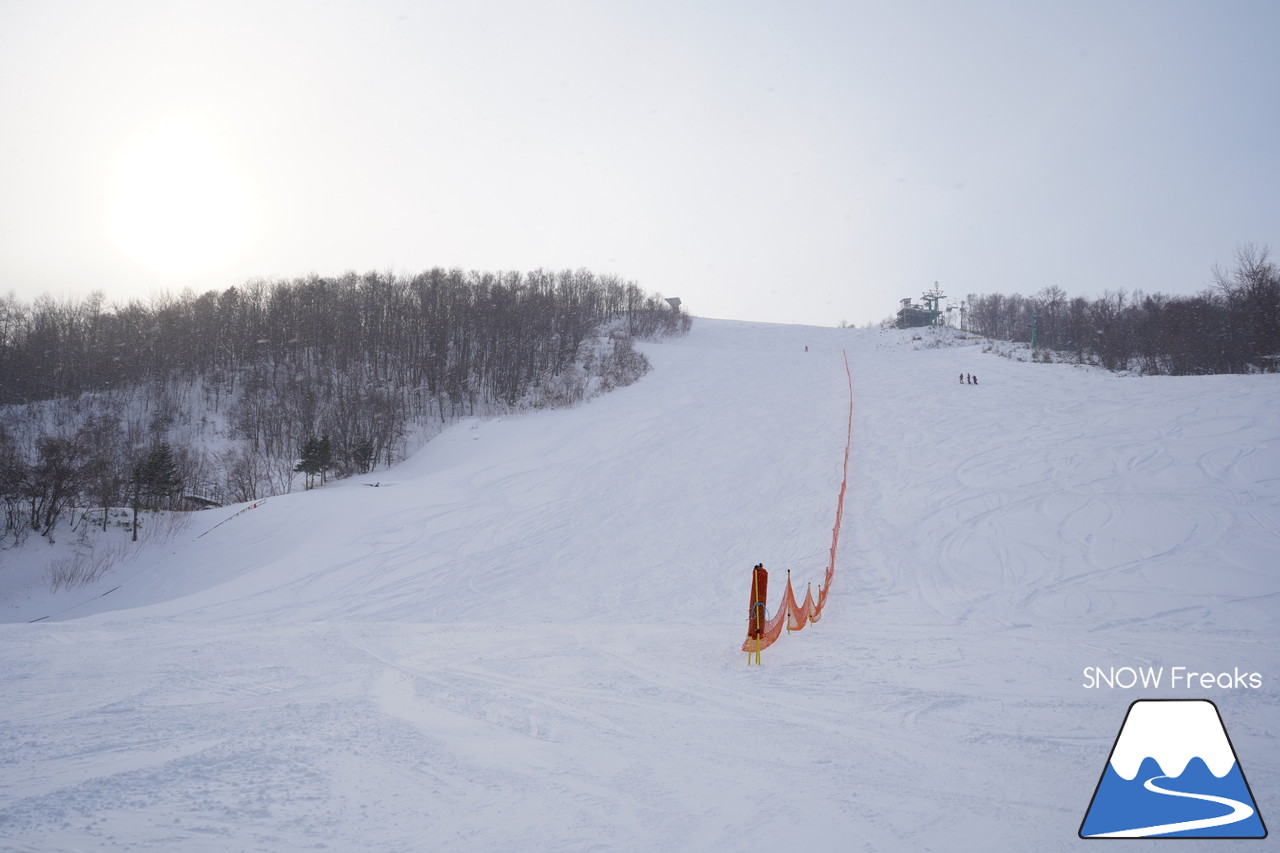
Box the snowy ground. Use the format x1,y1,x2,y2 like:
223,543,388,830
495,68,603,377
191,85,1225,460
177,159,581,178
1,319,1277,851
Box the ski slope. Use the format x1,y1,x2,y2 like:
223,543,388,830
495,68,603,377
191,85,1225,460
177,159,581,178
2,319,1277,851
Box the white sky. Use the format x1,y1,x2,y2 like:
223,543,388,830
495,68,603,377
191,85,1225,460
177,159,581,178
2,0,1278,326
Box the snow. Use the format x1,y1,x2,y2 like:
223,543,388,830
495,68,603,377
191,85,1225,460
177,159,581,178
1,319,1277,851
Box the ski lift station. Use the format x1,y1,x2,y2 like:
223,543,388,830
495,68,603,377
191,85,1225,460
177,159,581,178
895,284,947,329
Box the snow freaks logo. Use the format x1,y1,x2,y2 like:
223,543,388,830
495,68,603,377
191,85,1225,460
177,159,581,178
1082,666,1262,690
1079,700,1267,839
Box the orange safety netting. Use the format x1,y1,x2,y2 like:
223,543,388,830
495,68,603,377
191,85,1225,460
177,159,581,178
742,350,852,654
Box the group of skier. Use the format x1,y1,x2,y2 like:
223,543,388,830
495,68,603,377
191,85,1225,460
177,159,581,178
959,372,979,385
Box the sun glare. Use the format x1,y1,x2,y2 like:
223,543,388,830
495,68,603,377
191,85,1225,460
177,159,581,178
108,117,259,276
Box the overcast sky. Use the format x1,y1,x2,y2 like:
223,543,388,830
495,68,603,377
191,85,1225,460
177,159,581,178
2,0,1277,327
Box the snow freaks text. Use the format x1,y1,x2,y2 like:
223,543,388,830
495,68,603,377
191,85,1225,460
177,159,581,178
1082,666,1263,690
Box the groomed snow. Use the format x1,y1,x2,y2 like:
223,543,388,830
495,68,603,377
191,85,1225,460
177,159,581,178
1,319,1277,851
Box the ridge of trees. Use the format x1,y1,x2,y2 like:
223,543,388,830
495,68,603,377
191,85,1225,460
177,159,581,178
963,245,1279,374
1,268,690,552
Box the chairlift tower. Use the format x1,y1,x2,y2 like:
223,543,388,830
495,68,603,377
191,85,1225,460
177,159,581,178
921,282,946,325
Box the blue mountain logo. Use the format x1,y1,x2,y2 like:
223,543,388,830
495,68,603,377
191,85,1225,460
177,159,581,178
1080,699,1267,838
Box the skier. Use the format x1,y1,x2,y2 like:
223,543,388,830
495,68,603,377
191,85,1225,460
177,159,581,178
959,372,964,383
966,373,972,384
972,375,978,385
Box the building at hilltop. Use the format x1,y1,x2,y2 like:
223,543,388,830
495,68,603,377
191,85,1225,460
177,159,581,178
895,284,947,328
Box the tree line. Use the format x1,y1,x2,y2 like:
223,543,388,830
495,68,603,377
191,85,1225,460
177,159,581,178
963,245,1279,373
1,268,690,549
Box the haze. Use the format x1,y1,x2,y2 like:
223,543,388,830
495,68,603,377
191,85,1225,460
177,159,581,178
2,0,1277,325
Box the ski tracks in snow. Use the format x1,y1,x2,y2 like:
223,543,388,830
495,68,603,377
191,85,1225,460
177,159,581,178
847,339,1280,635
2,322,1278,851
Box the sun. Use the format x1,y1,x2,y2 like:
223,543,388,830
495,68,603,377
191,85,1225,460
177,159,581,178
108,116,260,276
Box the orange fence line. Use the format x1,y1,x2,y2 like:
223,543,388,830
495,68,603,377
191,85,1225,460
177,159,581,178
743,350,853,655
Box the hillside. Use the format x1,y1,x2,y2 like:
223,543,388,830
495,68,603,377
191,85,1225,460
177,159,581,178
1,319,1277,851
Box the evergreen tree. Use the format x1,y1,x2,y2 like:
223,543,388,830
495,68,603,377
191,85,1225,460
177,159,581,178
130,443,183,541
351,438,375,475
295,435,333,490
